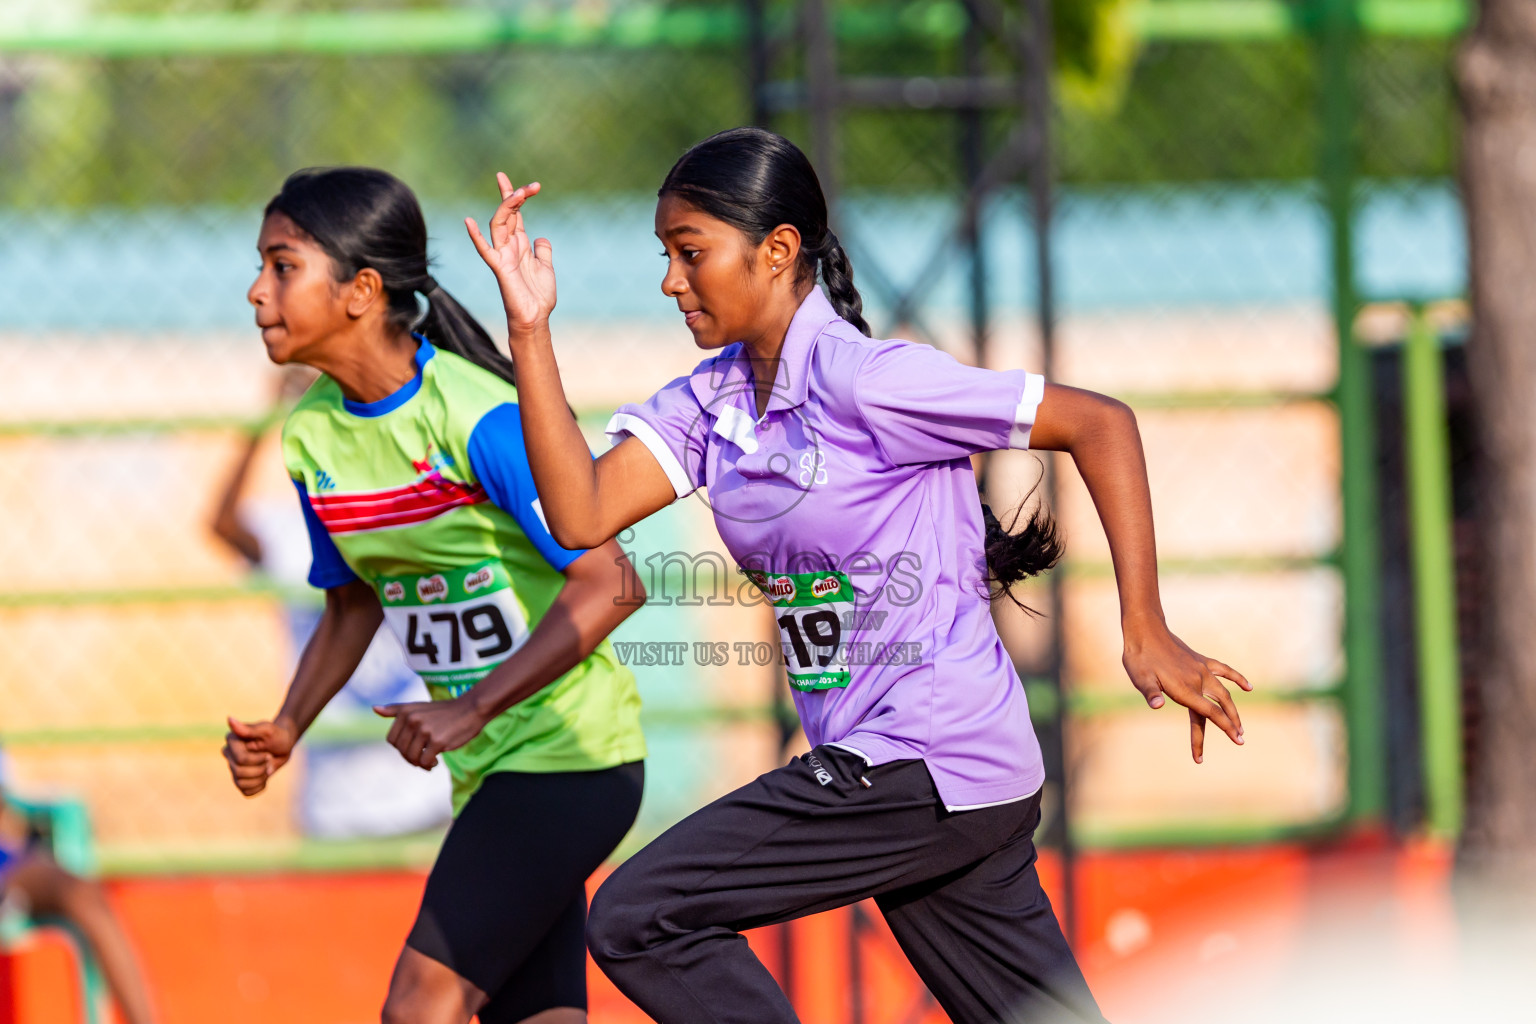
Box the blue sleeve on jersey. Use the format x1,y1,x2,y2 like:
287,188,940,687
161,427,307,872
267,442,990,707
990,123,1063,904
292,477,359,589
467,403,588,572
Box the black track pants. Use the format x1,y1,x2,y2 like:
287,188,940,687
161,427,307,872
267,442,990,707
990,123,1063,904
587,745,1104,1024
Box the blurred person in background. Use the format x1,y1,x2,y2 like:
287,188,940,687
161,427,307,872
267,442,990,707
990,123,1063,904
223,167,647,1024
211,363,453,839
0,748,159,1024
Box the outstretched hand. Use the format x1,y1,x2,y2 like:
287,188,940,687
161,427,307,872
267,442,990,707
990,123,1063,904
465,173,556,335
1122,624,1252,763
222,716,298,797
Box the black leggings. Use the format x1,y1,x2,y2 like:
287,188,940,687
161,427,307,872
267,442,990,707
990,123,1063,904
587,746,1102,1024
406,762,643,1024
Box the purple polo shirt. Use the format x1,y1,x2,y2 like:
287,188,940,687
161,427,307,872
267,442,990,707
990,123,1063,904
607,288,1047,809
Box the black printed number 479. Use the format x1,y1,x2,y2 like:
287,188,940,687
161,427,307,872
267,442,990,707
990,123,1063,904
405,604,514,665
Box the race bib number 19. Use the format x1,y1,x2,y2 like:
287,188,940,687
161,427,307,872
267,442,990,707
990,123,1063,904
747,569,855,692
376,558,529,692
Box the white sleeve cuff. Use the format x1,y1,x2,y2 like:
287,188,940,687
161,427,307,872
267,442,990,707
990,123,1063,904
605,412,697,499
1007,373,1047,450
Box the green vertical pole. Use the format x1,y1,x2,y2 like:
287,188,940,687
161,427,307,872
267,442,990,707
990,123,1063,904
1320,0,1387,822
1403,308,1463,837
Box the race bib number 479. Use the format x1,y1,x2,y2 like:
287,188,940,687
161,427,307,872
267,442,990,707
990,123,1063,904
376,558,529,691
747,569,855,692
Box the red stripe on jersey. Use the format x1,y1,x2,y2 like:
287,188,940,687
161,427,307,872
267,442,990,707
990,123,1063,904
310,473,487,533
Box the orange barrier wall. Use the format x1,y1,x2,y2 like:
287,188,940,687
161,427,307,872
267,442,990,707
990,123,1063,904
2,841,1452,1024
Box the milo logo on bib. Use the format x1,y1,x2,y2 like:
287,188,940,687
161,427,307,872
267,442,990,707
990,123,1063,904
810,577,842,600
750,569,855,692
374,558,530,696
765,576,797,602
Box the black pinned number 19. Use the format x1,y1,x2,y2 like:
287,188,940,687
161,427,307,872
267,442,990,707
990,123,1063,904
776,608,841,669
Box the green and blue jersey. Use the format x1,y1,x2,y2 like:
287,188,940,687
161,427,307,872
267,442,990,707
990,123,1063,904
284,339,645,813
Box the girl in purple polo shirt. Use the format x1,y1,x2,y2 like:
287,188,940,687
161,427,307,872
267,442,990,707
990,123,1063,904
466,127,1251,1024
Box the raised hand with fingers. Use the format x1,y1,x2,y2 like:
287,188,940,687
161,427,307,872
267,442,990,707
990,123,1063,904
465,173,556,336
1122,623,1252,764
221,716,298,797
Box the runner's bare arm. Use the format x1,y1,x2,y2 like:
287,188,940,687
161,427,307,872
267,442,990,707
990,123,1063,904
496,326,677,548
1028,385,1161,632
375,540,645,769
466,176,676,548
276,578,384,733
222,578,382,795
1029,383,1252,763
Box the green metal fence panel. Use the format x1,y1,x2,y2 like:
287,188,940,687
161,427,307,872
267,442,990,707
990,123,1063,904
1403,307,1463,838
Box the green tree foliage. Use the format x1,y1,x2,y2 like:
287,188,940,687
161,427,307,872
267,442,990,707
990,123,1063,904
1052,0,1140,112
0,0,1458,205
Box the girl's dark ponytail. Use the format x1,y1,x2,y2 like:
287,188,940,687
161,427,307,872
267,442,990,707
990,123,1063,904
417,280,517,387
266,167,514,388
660,127,872,336
817,231,870,337
981,494,1063,607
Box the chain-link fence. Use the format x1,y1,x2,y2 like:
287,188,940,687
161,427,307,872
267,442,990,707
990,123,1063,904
0,2,1466,882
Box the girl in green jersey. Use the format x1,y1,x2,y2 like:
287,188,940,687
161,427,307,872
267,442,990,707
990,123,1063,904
221,168,647,1024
